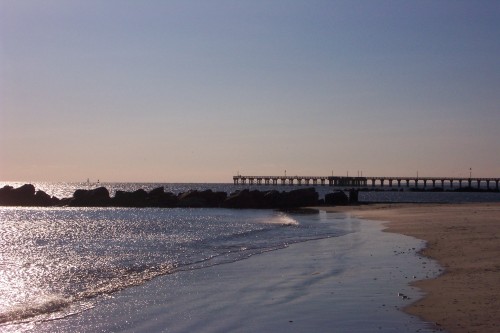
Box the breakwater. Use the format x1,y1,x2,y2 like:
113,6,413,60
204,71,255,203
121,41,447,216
1,184,355,208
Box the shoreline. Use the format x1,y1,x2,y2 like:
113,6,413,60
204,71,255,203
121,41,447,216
319,202,500,333
12,210,440,333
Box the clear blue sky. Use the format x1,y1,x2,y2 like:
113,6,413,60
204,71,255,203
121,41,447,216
1,0,499,182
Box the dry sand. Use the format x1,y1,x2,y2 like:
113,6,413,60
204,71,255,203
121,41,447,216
321,202,500,333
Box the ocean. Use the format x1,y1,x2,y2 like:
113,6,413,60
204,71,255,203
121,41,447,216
0,182,498,331
0,205,347,326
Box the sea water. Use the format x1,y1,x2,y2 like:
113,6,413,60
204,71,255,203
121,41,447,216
0,205,346,326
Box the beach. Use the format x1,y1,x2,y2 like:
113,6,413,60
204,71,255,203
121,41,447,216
322,203,500,333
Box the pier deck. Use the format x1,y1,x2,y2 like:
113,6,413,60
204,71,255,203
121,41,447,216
233,175,500,190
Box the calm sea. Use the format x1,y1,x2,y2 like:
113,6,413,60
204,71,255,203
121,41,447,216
0,182,498,326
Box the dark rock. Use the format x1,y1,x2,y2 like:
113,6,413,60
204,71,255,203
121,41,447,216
113,189,148,207
178,190,206,207
1,184,320,209
0,186,16,205
34,190,53,206
58,197,73,206
178,190,227,207
349,190,359,203
201,190,227,207
158,192,179,207
146,187,179,207
17,184,36,197
223,188,319,209
0,184,52,206
262,190,281,208
223,189,261,208
71,187,111,207
149,187,165,197
325,191,349,205
278,188,319,208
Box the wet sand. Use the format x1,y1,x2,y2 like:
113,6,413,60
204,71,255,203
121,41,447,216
321,203,500,333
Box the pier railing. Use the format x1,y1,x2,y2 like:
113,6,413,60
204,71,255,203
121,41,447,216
233,175,500,190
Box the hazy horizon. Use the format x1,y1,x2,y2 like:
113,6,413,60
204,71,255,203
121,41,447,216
1,1,499,183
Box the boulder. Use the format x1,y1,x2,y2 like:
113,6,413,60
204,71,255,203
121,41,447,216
262,190,281,208
17,184,36,197
325,191,349,206
349,190,359,204
148,187,166,197
71,187,111,206
146,187,179,207
178,190,227,207
0,185,19,205
34,190,54,206
0,184,52,206
113,189,148,207
277,188,319,208
223,188,319,209
223,189,262,208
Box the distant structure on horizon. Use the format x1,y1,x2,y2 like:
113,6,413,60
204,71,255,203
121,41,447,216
233,175,500,190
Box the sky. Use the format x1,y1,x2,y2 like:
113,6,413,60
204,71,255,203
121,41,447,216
1,0,499,183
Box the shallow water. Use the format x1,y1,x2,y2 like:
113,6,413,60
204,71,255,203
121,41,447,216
0,207,346,326
18,213,442,333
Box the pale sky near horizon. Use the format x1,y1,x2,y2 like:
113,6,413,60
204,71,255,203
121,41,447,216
1,1,499,183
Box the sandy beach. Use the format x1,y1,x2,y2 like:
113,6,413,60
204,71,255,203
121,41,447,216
322,203,500,333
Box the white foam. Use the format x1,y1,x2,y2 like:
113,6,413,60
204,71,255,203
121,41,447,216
262,213,299,226
0,294,72,324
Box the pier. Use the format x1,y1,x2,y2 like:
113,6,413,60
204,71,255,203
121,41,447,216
233,175,500,190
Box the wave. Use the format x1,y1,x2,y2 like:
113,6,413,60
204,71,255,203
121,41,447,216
0,262,176,325
0,294,79,325
265,213,299,226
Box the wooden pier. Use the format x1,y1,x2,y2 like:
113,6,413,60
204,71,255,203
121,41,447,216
233,175,500,190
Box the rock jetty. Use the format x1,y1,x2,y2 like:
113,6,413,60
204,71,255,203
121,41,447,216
0,184,357,208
